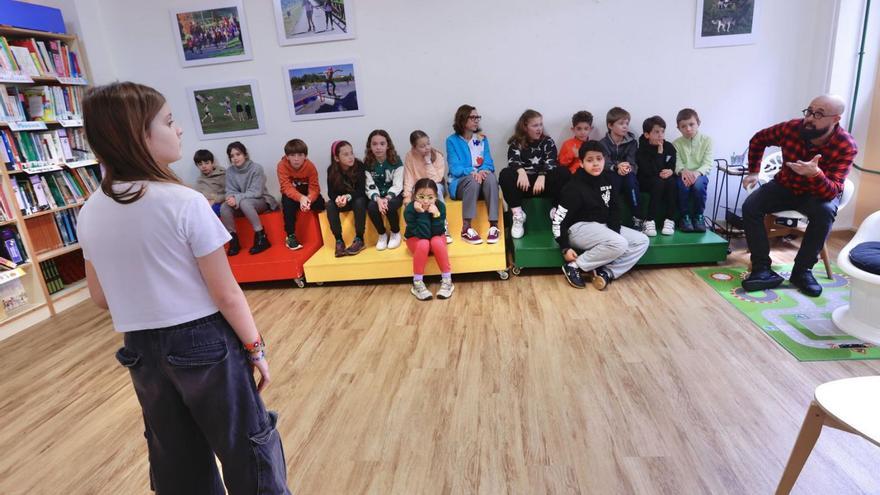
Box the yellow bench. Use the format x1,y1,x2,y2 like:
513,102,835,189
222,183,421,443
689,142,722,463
303,199,508,283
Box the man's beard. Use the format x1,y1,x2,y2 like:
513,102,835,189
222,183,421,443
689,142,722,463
799,121,830,140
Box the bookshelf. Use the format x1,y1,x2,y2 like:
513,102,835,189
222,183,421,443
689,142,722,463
0,24,94,341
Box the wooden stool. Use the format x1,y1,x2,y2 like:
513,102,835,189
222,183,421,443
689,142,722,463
776,376,880,494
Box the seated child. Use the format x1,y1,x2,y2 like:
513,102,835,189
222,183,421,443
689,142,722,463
558,111,594,174
599,106,641,229
553,140,649,290
364,129,404,251
326,140,368,257
636,116,677,237
404,178,453,301
404,130,452,243
672,108,713,232
499,109,570,239
221,141,278,256
276,138,325,250
446,104,500,245
192,149,225,215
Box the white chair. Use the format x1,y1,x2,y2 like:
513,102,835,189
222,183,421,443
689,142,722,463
832,211,880,343
776,376,880,494
752,151,856,278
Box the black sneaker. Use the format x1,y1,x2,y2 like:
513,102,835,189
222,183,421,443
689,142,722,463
562,264,585,288
592,268,612,291
334,240,346,258
789,269,822,297
227,233,241,256
285,234,303,250
742,267,784,292
345,237,365,256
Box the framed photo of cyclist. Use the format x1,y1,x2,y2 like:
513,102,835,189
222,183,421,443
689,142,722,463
170,1,253,67
283,59,364,122
272,0,356,47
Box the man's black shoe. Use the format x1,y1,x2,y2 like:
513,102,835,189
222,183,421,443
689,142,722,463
789,269,822,297
562,264,585,289
742,267,784,292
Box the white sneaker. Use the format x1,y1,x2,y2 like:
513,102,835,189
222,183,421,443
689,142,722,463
511,211,527,239
411,280,432,300
437,278,454,299
643,220,657,237
445,221,453,244
376,232,388,251
549,207,557,221
387,232,401,249
661,219,675,236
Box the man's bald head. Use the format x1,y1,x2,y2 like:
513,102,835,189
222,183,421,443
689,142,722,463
809,94,846,117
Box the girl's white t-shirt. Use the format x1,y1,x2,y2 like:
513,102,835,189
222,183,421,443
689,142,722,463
77,181,231,332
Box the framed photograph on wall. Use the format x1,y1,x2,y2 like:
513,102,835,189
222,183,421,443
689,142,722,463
272,0,355,47
170,2,252,67
695,0,758,48
283,59,363,122
186,80,265,140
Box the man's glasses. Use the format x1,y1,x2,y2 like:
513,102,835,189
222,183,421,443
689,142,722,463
802,108,839,120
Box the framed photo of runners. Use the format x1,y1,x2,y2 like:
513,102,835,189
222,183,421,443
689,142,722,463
170,1,253,67
272,0,356,47
186,80,266,140
694,0,758,48
283,59,364,122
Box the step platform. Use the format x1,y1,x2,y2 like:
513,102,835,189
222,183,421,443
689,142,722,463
510,196,728,272
303,199,507,283
227,210,323,286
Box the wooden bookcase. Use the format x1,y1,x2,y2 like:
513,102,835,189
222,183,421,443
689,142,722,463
0,24,96,340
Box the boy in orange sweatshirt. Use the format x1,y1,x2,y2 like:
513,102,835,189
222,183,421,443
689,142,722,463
277,139,325,250
557,111,594,174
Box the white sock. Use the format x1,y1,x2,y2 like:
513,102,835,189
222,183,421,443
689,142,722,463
513,207,524,216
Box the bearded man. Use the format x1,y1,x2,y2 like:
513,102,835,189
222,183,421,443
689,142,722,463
740,94,858,297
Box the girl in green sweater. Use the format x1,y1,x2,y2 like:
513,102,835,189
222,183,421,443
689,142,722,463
403,178,453,300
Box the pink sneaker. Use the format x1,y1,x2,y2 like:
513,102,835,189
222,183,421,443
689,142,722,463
486,226,500,244
461,227,483,244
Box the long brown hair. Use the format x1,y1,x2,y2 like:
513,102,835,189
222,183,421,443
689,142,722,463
327,140,362,193
363,129,400,169
508,109,544,150
82,82,181,204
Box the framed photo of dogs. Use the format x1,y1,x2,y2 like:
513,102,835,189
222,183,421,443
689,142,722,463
695,0,758,48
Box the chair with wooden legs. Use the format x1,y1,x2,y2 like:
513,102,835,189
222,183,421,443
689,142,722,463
776,376,880,494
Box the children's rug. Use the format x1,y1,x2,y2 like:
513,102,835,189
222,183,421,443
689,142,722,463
693,264,879,361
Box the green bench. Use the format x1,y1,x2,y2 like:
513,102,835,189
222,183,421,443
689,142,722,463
508,196,729,273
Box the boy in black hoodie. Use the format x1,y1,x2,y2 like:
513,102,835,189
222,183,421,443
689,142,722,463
599,106,642,229
636,116,677,237
552,140,650,290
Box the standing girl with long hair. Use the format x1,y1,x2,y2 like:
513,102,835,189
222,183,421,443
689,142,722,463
77,82,290,494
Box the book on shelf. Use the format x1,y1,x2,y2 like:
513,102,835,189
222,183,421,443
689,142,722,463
0,36,84,80
0,226,27,264
39,259,64,293
0,185,12,222
0,84,84,122
0,274,29,315
2,128,94,171
26,212,62,253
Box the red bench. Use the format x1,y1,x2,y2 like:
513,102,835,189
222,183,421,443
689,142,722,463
227,210,323,286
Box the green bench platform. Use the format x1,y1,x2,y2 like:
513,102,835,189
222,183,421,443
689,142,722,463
508,196,729,272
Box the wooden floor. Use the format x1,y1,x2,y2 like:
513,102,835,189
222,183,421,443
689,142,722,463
1,232,878,494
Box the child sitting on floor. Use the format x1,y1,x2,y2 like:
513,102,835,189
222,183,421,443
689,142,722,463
403,178,454,301
553,140,649,290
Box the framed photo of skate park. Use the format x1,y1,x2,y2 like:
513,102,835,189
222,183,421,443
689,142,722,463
272,0,356,47
170,2,253,67
694,0,758,48
283,60,364,122
186,79,266,140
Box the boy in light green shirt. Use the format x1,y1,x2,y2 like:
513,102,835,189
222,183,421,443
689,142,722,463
673,108,713,232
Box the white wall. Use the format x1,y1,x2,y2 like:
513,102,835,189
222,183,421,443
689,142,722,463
26,0,848,223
